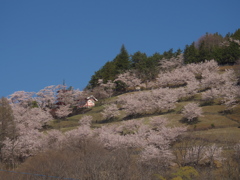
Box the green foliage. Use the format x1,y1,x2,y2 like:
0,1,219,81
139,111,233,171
131,51,159,82
172,166,199,180
154,174,167,180
231,28,240,40
220,41,240,64
171,177,183,180
31,101,39,108
88,61,116,88
131,51,148,69
88,28,240,91
184,43,199,63
88,44,131,89
184,29,240,64
114,80,127,93
113,44,131,74
0,97,15,144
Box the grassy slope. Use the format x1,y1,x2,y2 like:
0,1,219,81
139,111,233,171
49,65,240,147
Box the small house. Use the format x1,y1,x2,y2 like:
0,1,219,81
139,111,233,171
79,95,98,108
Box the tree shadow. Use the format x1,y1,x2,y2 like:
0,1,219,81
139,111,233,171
99,117,119,124
200,101,214,106
179,117,200,125
123,110,176,121
219,109,234,115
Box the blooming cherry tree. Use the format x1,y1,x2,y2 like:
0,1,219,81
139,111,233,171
101,103,120,121
182,103,203,122
114,71,144,91
55,104,72,119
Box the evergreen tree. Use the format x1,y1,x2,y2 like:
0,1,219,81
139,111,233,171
221,41,240,64
231,28,240,40
163,48,174,59
88,61,116,88
184,43,199,63
113,44,131,73
0,97,16,147
88,45,130,89
175,48,182,57
131,51,148,69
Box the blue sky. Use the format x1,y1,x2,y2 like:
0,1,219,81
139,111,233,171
1,0,240,97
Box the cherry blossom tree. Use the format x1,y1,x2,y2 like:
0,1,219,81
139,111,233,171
1,96,53,165
159,54,184,71
9,91,35,108
79,115,93,126
36,85,60,109
114,71,145,91
201,88,220,105
64,121,93,147
44,129,65,149
97,79,116,98
55,104,72,119
181,103,203,122
186,59,219,79
118,88,178,117
156,67,195,88
101,103,120,121
95,117,186,167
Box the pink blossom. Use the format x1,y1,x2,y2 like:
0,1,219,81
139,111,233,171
182,102,203,121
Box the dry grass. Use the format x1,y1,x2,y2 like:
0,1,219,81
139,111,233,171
190,127,240,145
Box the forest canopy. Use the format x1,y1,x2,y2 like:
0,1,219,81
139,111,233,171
87,29,240,90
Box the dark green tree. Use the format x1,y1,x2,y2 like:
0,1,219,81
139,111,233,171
163,48,174,59
88,61,116,88
113,44,131,73
231,28,240,40
184,43,199,63
198,41,214,61
88,45,131,89
220,41,240,64
175,48,182,57
131,51,148,69
0,97,16,147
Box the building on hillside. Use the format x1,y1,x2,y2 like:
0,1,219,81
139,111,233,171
79,95,98,108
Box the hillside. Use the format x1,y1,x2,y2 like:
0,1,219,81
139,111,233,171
1,52,240,179
39,62,240,179
88,29,240,91
52,64,240,143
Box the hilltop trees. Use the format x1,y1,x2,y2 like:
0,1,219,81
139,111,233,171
87,28,240,95
114,45,131,73
88,45,183,92
184,29,240,64
88,45,131,89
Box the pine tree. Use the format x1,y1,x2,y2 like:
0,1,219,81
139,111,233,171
131,51,148,69
221,41,240,64
114,44,131,73
232,28,240,40
184,43,199,63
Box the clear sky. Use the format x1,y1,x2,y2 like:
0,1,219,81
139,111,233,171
1,0,240,97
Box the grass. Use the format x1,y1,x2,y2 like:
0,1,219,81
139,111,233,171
48,80,240,149
51,99,239,134
190,127,240,145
